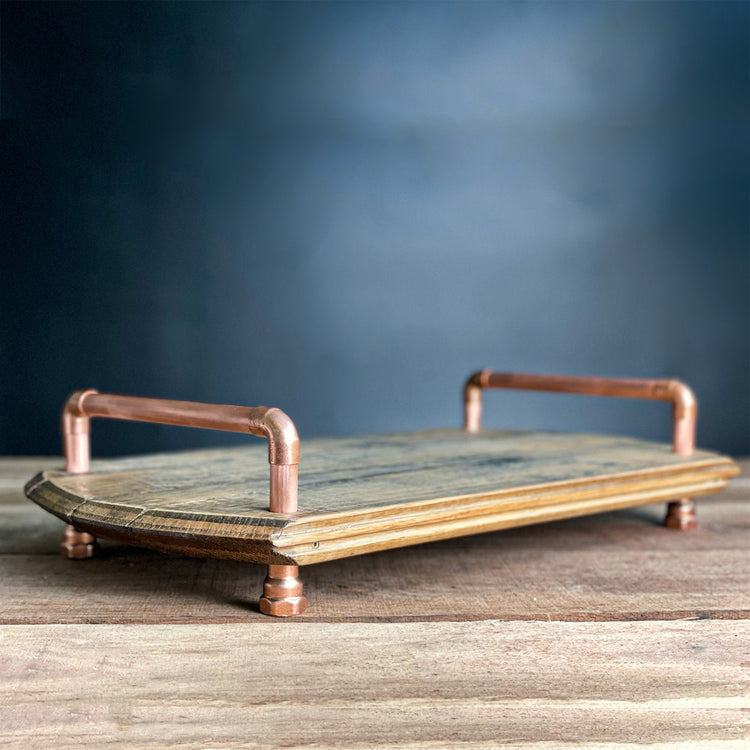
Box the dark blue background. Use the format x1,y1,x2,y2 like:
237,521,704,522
2,1,748,457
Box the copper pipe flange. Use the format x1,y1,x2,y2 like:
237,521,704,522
259,565,307,617
60,524,98,559
665,499,697,531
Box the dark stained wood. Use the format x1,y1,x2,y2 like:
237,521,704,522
24,431,738,564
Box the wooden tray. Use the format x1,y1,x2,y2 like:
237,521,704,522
25,371,739,616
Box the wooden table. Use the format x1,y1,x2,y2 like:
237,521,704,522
1,456,748,748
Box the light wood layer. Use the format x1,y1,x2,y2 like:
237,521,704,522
3,462,748,624
1,620,748,749
24,431,738,564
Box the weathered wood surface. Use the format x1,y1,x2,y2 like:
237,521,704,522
1,620,749,749
2,458,748,624
1,458,748,748
25,431,738,564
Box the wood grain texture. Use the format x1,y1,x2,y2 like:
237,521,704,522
1,620,748,749
24,431,738,564
1,458,748,749
2,461,748,624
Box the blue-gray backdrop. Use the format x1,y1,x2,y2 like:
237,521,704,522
2,0,748,457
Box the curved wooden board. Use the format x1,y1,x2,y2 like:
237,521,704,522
25,430,739,565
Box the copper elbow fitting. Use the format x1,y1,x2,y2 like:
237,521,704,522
258,408,299,466
62,389,99,473
655,380,697,455
463,371,488,433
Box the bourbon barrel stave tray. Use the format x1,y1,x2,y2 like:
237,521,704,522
25,371,739,616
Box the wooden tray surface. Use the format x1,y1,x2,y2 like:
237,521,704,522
26,430,738,565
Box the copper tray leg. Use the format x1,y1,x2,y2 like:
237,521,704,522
464,371,700,530
60,524,98,559
259,564,307,616
259,464,306,616
665,499,697,530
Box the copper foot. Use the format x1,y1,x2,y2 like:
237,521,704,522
665,499,697,531
61,524,98,559
259,564,306,617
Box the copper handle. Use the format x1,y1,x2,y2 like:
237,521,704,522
61,391,299,512
463,371,697,455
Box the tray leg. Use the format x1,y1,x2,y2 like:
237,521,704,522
664,498,697,530
60,524,98,559
259,564,306,617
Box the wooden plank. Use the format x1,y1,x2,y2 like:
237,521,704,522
2,458,747,624
32,430,736,512
1,620,748,748
1,543,747,624
4,457,748,551
24,432,738,564
1,480,747,624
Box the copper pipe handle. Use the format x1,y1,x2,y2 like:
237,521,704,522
463,371,697,455
61,391,299,513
